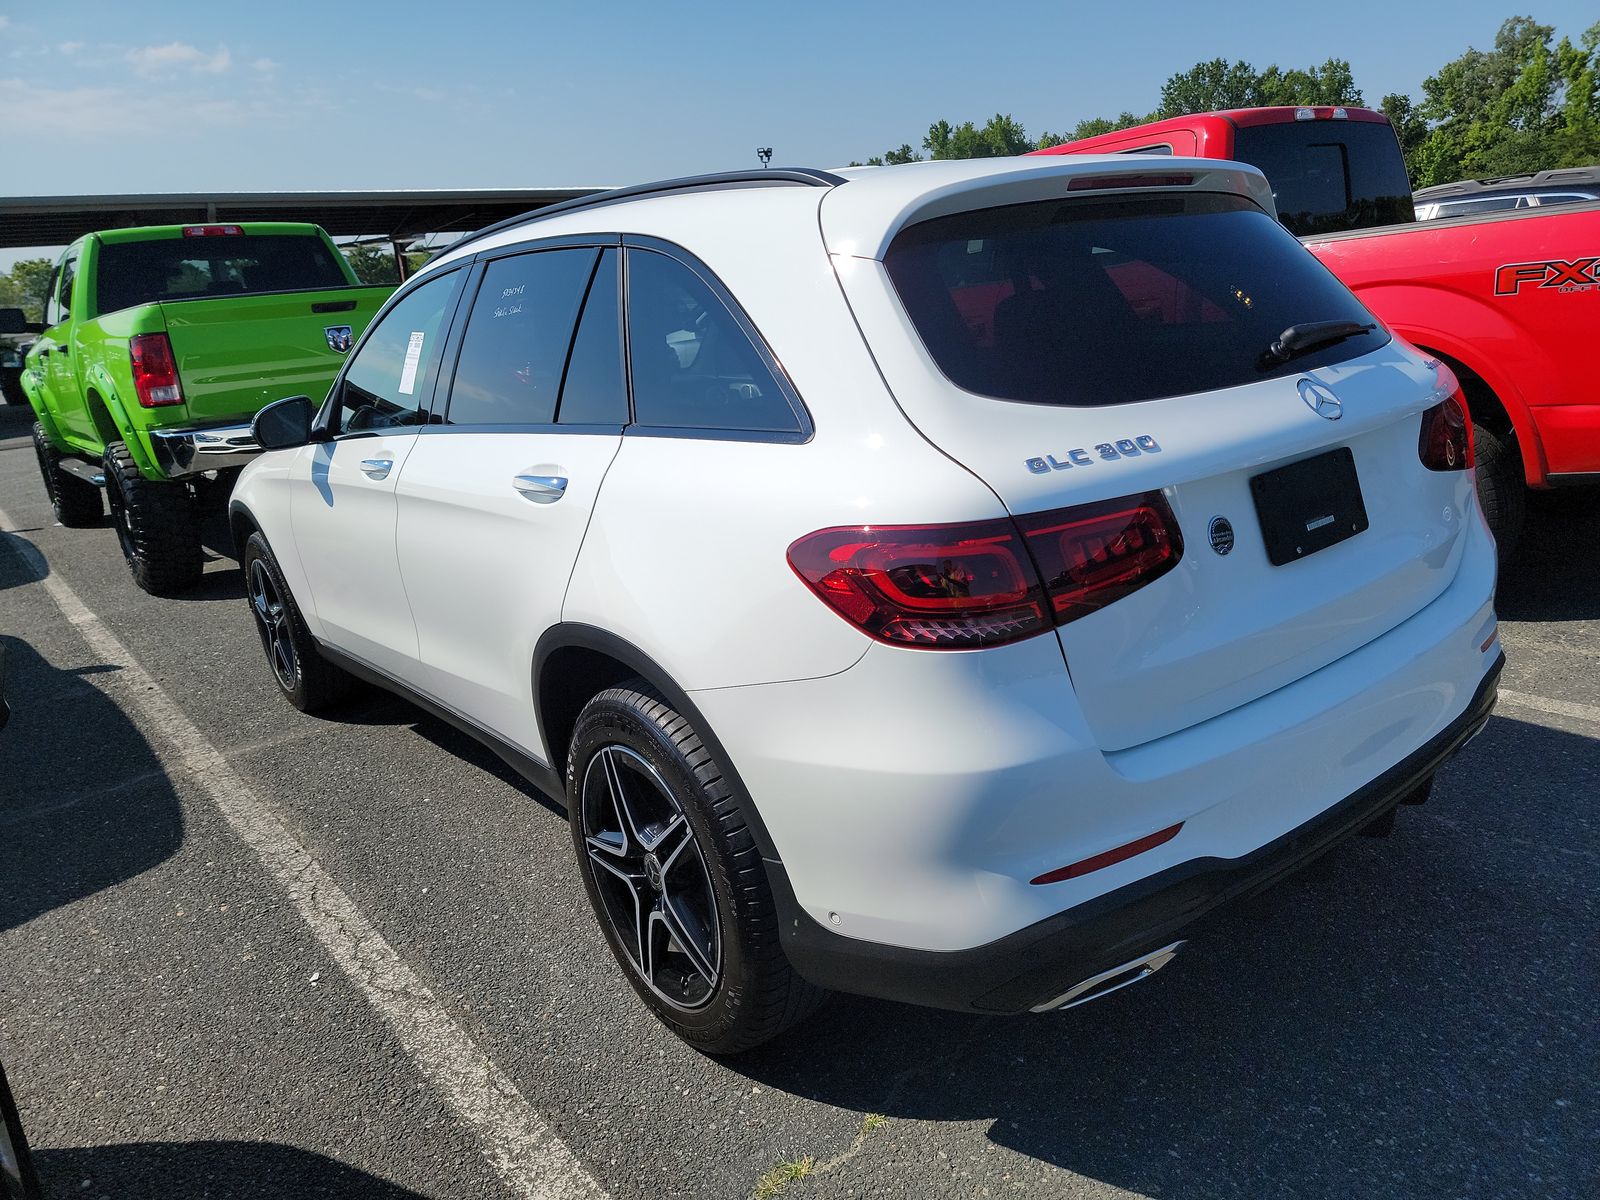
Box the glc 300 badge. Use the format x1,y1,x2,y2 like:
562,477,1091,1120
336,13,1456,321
1026,435,1160,474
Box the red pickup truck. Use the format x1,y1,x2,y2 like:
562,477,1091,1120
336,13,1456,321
1035,106,1600,555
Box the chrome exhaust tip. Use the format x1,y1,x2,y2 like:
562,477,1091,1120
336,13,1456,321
1032,940,1185,1013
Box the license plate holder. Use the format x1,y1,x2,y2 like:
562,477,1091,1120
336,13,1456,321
1249,447,1368,566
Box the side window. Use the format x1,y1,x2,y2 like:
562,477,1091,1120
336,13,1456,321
557,248,626,425
337,270,458,435
47,250,78,326
625,249,799,435
445,247,598,426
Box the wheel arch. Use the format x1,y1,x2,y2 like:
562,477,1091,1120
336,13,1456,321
532,624,786,868
227,498,262,561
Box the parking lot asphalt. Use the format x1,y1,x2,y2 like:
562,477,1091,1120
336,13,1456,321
0,400,1596,1200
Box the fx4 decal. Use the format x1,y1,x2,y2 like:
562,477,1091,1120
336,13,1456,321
1494,257,1599,296
1027,435,1160,474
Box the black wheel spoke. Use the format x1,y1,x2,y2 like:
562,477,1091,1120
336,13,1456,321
659,891,718,987
580,743,721,1011
249,560,298,690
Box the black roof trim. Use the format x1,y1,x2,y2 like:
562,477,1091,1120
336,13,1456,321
436,168,848,258
1414,166,1600,200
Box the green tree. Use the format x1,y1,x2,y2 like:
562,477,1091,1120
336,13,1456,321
0,258,55,323
923,113,1033,159
1398,15,1600,186
341,243,427,285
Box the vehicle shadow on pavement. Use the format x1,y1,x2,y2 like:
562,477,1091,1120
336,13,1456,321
1498,486,1600,622
33,1141,429,1198
329,689,567,819
0,634,184,934
737,715,1597,1199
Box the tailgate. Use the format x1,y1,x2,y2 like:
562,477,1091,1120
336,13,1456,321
835,175,1477,751
159,287,393,422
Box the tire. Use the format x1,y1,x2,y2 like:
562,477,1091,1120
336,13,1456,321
1473,424,1525,564
31,421,103,527
103,440,201,595
567,683,827,1054
242,531,356,713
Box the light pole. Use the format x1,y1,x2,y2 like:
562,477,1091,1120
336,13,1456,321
756,147,773,168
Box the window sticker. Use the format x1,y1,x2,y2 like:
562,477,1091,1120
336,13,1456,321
397,331,426,395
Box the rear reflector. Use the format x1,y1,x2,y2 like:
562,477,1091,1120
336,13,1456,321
1067,173,1194,191
1016,491,1183,625
787,519,1051,649
1031,822,1184,885
129,333,184,407
182,224,245,237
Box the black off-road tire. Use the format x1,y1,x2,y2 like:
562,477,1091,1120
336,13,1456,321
568,682,828,1054
242,531,357,713
1473,424,1525,564
102,440,201,595
31,421,103,527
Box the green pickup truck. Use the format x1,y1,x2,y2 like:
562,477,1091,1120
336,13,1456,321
20,222,392,593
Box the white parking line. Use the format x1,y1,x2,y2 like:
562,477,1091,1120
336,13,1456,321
1498,688,1600,728
0,514,606,1200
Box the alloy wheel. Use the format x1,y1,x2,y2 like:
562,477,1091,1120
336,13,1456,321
581,745,722,1010
248,559,298,690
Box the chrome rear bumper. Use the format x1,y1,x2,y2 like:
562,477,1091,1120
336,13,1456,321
148,423,261,478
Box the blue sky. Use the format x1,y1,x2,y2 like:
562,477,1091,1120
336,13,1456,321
1,0,1596,262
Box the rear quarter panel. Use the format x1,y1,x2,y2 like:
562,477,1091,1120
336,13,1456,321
1305,203,1600,484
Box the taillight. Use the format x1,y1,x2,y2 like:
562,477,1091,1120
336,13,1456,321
787,518,1051,648
130,333,184,407
1016,491,1183,625
1418,390,1474,471
788,491,1184,649
181,224,244,237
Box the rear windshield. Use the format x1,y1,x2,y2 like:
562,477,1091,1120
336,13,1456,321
884,191,1386,408
1231,120,1414,235
95,234,350,315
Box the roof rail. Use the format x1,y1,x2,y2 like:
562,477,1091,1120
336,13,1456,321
436,167,848,258
1413,165,1600,199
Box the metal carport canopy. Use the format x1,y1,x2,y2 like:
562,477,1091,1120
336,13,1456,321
0,187,614,249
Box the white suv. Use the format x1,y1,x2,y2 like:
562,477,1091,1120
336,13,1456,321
233,157,1502,1053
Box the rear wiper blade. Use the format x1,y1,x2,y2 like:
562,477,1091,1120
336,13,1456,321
1260,320,1376,367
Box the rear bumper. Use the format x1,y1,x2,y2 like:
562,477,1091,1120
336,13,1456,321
773,652,1502,1013
148,422,261,478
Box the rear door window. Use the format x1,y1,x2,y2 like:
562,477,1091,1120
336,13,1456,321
445,247,598,426
884,190,1386,408
557,249,627,425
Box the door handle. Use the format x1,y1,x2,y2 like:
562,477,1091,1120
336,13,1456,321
360,457,394,479
512,473,567,503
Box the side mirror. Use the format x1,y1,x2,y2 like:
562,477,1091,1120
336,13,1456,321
0,308,26,335
252,395,316,451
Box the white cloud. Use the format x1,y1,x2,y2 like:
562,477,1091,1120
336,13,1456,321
59,41,84,55
251,56,277,74
0,77,246,136
125,42,232,77
0,17,10,32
